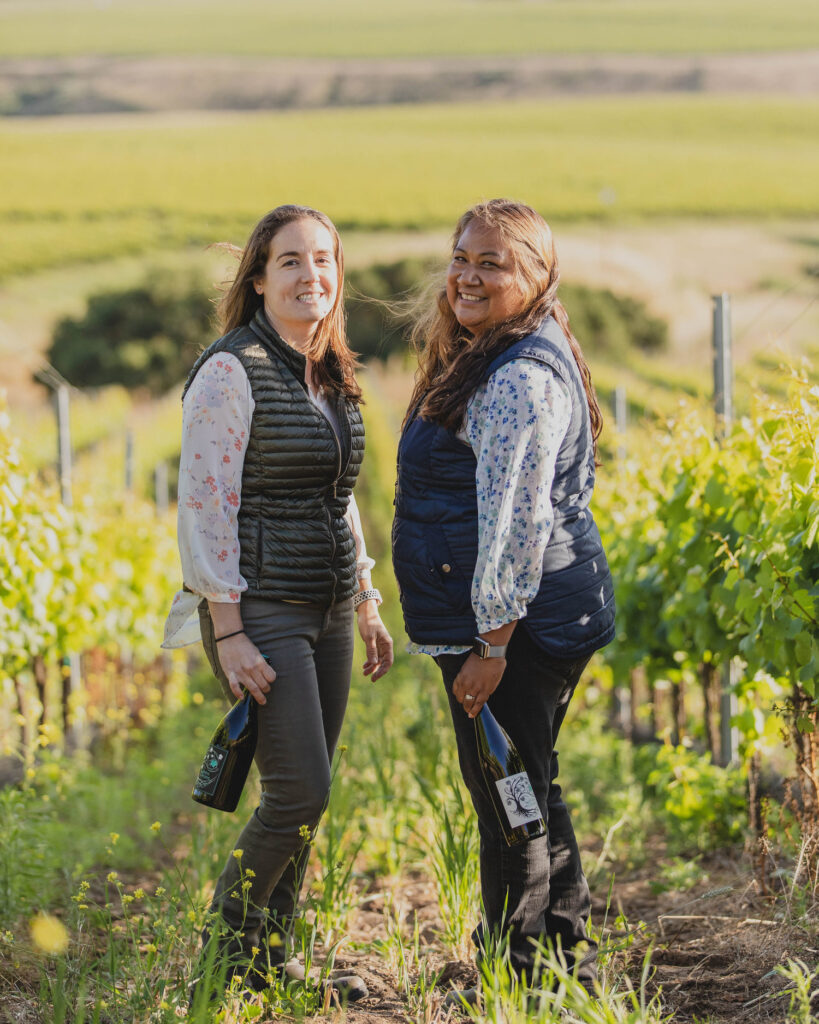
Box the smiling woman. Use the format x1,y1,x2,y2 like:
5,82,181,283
161,204,393,1006
393,198,615,997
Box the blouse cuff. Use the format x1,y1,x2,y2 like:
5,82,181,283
356,558,375,583
475,603,528,634
184,581,246,604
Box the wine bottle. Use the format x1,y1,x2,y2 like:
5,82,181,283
475,705,546,846
192,688,258,813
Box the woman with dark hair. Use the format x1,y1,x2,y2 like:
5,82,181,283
392,199,615,997
164,204,393,1000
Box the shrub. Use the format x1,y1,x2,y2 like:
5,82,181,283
346,258,434,361
47,270,215,395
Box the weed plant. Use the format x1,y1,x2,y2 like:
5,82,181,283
418,776,480,959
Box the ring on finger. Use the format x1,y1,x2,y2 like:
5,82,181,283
464,693,475,701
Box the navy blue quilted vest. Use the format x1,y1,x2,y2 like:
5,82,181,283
392,316,615,658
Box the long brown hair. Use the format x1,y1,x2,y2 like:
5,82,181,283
407,199,602,450
218,205,361,401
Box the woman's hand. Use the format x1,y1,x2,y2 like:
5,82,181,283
216,633,276,704
452,654,506,718
356,603,394,681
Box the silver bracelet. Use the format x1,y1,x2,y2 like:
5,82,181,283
353,587,381,609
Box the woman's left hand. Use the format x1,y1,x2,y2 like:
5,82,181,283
452,654,506,718
357,603,394,681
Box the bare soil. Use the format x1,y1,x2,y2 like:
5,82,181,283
1,50,819,117
326,846,813,1024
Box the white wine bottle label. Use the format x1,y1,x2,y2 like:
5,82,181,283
496,772,542,828
194,743,228,797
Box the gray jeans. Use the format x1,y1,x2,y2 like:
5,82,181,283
199,595,354,959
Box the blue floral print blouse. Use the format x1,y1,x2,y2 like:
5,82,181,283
409,358,572,656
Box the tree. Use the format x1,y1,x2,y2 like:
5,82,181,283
47,270,215,395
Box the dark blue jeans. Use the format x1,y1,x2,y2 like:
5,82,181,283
436,627,597,984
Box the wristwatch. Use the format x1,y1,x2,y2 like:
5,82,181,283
472,636,508,660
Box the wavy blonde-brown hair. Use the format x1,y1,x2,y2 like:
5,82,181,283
407,199,602,449
218,205,361,401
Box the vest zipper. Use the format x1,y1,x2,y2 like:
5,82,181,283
311,398,343,495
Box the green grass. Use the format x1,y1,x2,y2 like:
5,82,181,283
1,0,818,57
1,96,818,279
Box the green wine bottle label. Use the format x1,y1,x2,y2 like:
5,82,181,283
194,743,228,797
495,772,541,828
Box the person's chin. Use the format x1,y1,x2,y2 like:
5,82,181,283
294,302,329,321
456,312,486,332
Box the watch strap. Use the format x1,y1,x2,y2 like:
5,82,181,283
472,636,508,659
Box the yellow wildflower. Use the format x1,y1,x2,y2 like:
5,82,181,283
107,871,119,883
150,821,161,833
30,913,69,955
232,849,243,861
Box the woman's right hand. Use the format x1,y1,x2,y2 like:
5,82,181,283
217,633,276,704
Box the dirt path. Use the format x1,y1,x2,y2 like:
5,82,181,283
272,847,801,1024
2,50,819,116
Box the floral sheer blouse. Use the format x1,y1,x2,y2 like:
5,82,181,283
162,353,374,648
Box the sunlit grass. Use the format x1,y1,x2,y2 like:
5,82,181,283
2,0,818,58
1,96,817,277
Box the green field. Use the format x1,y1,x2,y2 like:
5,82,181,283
1,96,818,279
2,0,818,57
